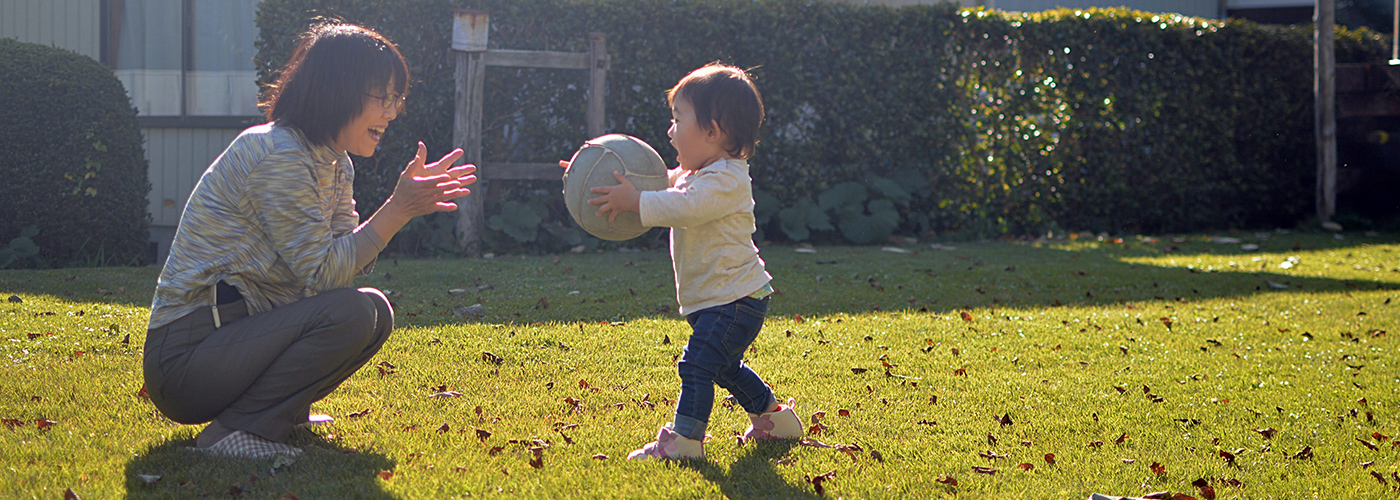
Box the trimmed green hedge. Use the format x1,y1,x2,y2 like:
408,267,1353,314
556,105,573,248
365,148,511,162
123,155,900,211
0,39,151,268
255,0,1385,251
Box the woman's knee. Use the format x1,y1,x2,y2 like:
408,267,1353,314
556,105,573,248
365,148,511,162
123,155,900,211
358,287,394,332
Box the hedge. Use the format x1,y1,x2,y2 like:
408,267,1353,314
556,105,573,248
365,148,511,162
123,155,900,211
0,39,151,268
254,0,1386,252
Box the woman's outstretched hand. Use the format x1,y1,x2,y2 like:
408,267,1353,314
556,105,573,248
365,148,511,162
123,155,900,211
388,142,476,218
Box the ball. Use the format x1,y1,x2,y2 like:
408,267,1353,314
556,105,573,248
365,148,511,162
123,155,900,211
562,134,669,241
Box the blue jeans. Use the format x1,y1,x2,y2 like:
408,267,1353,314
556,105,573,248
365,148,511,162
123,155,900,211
671,296,775,440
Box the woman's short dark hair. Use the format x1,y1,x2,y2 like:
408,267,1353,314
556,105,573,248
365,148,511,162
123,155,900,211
261,23,409,147
667,63,764,159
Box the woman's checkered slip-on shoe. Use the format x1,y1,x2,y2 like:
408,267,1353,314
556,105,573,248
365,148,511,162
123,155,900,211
742,398,803,441
626,424,704,460
201,430,303,459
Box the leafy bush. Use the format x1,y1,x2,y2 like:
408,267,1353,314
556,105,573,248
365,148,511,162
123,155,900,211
0,226,41,269
0,39,150,267
255,0,1385,250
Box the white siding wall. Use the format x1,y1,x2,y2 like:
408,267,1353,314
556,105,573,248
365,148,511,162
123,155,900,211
0,0,101,59
144,127,243,228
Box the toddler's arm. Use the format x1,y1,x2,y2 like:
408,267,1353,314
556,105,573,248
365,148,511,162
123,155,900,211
639,168,750,229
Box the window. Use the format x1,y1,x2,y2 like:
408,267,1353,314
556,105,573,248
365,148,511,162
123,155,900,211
108,0,260,121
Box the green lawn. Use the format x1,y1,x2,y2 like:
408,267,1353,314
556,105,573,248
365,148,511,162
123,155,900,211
2,231,1397,499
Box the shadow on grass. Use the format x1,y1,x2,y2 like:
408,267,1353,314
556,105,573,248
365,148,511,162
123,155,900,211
124,431,396,499
371,233,1400,327
0,266,159,308
682,440,821,499
4,233,1397,327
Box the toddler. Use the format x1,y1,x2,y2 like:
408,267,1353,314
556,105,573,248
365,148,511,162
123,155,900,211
585,63,803,460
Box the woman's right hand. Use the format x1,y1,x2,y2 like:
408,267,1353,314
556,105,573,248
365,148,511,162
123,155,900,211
387,142,476,218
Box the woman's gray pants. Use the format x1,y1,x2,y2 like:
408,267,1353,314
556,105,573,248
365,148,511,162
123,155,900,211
143,287,393,443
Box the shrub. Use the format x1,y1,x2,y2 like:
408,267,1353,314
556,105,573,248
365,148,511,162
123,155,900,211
255,1,1386,249
0,39,151,267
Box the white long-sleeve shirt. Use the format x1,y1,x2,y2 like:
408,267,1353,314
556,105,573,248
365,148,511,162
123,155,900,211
639,157,771,315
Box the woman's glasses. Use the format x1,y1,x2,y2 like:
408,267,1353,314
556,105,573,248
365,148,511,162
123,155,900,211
365,92,406,110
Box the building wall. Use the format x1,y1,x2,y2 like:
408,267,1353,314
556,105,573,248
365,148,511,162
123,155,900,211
0,0,101,59
143,127,242,227
143,127,245,260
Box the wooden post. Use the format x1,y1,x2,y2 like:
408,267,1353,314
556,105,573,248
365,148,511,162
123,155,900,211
1391,0,1399,65
448,11,608,252
1315,0,1337,225
587,33,608,138
452,10,489,255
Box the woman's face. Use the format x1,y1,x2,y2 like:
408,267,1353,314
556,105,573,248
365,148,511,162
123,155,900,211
333,81,403,157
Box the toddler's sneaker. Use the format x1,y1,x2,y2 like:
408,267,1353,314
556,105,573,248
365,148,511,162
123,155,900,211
743,397,803,441
626,424,704,460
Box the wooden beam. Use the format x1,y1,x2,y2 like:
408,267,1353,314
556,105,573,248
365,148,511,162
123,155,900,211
484,49,589,70
477,162,566,181
1316,0,1337,224
1339,93,1400,117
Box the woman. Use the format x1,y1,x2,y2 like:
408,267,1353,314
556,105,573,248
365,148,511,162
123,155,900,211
143,23,473,459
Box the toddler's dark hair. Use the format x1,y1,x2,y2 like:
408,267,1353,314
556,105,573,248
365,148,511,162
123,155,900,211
667,63,764,159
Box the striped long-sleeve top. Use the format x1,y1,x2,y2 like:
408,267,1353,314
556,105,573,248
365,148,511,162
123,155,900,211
147,123,383,330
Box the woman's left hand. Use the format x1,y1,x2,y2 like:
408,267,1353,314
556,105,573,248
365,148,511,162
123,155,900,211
386,142,477,218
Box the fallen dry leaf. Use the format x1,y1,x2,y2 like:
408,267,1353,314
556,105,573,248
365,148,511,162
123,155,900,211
1191,478,1216,500
1150,462,1166,476
806,469,837,496
936,475,957,486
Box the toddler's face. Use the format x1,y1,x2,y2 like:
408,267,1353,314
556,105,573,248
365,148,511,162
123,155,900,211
668,96,727,171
